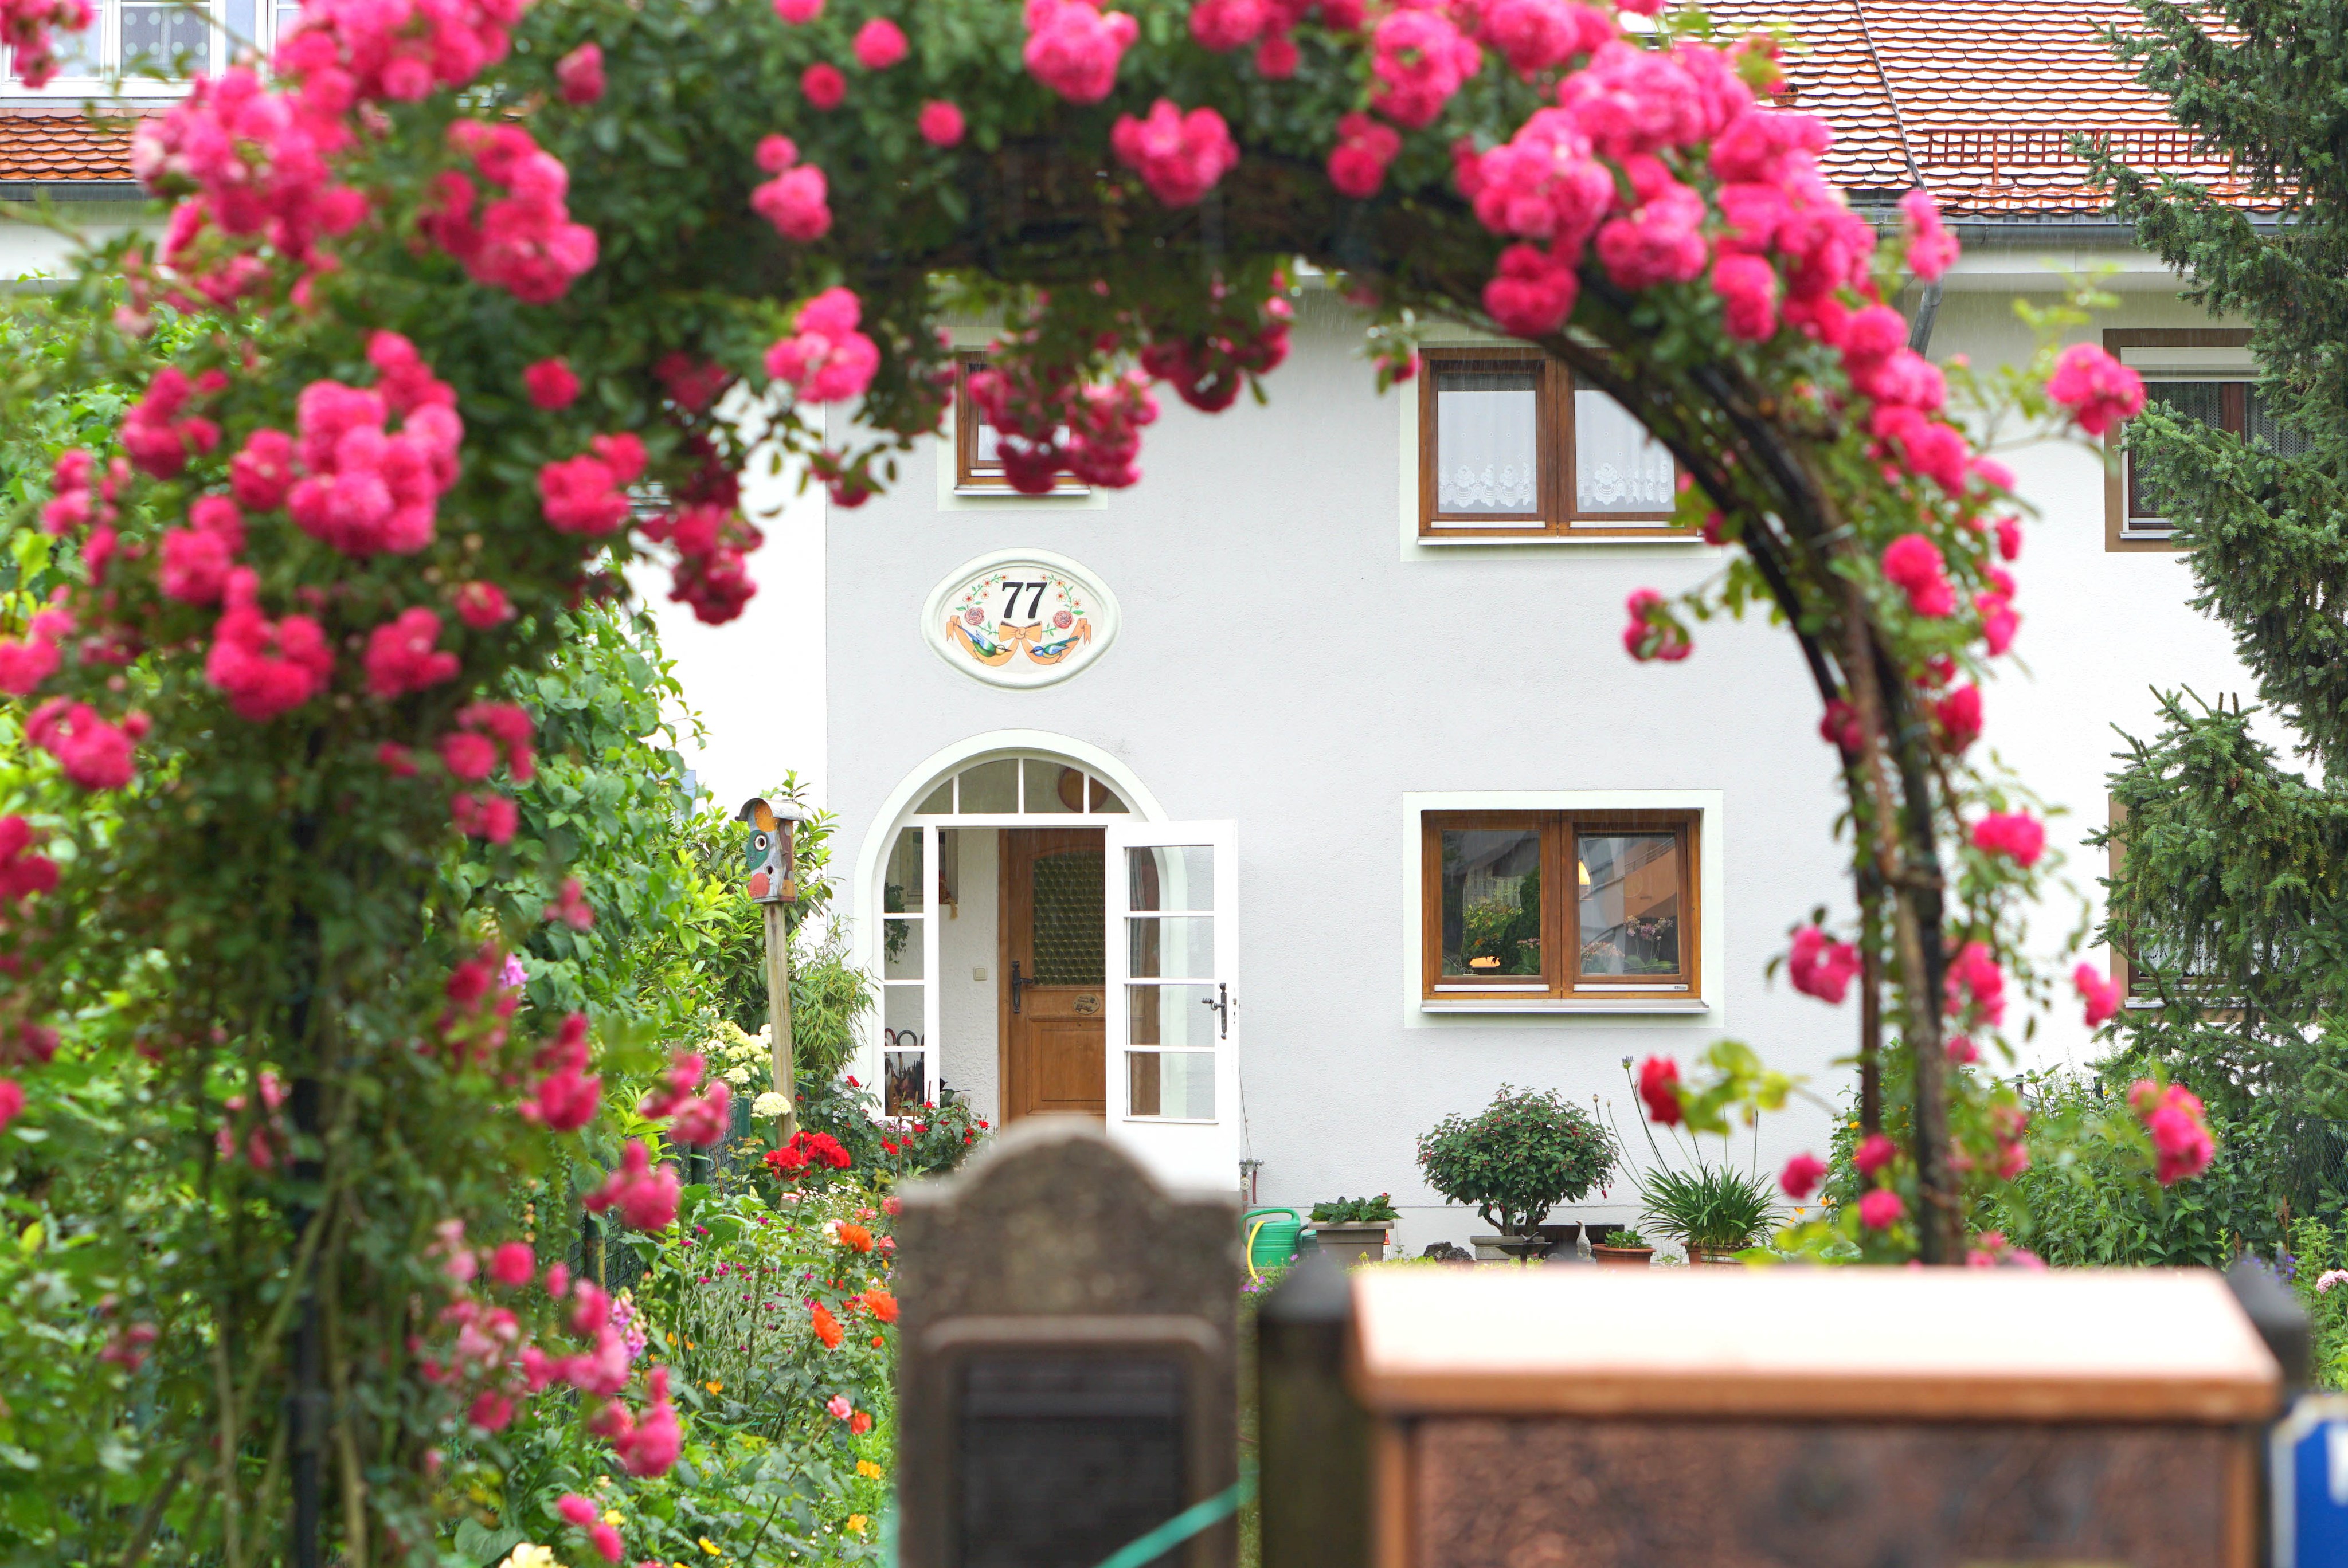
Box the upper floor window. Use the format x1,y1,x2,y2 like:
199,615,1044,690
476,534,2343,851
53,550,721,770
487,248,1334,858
1418,346,1684,538
952,352,1089,497
2105,329,2308,551
5,0,223,84
1420,809,1697,1000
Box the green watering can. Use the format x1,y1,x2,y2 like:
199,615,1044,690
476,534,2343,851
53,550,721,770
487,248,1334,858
1241,1207,1317,1279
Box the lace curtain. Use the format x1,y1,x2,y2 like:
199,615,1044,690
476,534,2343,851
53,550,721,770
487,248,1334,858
1435,370,1540,515
1574,388,1675,513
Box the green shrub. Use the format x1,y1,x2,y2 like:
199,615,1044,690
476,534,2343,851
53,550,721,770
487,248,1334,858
1416,1085,1617,1236
1309,1194,1399,1223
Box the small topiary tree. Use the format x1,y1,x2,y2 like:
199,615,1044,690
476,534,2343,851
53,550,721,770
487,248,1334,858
1417,1084,1616,1236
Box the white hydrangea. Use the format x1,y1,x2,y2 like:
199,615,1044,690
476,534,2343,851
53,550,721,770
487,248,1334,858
722,1065,754,1087
752,1091,788,1120
497,1546,562,1568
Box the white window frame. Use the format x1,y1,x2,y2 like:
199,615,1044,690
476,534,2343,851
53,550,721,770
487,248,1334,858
6,0,227,92
1401,789,1725,1024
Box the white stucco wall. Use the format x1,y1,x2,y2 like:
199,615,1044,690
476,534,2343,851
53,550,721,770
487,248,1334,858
820,288,1881,1254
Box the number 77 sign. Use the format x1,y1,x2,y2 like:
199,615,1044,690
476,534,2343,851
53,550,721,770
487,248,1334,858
921,548,1121,689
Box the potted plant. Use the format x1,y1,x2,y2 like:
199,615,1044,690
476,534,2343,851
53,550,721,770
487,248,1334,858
1610,1060,1778,1264
1641,1163,1776,1263
1416,1085,1618,1263
1307,1194,1399,1265
1590,1224,1654,1268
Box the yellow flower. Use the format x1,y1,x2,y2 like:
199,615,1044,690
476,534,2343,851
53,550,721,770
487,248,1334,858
700,1539,722,1557
603,1511,624,1528
855,1460,883,1480
705,1380,723,1394
846,1516,868,1535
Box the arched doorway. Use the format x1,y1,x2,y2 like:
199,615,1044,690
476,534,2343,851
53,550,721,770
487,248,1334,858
851,735,1241,1193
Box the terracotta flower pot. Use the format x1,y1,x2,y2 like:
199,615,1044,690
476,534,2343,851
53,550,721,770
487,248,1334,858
1590,1244,1654,1269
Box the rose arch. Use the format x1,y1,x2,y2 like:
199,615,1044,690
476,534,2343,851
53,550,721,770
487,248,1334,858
0,0,2183,1551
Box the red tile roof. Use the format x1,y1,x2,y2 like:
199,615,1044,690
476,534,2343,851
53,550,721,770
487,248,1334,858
1701,0,2265,217
0,108,138,184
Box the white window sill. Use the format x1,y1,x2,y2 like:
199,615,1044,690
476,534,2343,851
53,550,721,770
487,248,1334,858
1416,532,1708,547
953,483,1092,499
1420,997,1713,1016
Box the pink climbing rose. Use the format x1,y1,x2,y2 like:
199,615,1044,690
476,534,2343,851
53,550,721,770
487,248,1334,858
1779,1152,1826,1201
1110,100,1240,207
853,17,906,67
1326,111,1400,199
1857,1189,1904,1229
1787,925,1860,1003
1023,0,1137,105
1969,811,2045,868
2128,1079,2214,1185
2075,962,2122,1029
1880,533,1956,617
1899,189,1958,281
2046,343,2146,438
765,288,880,404
918,100,966,147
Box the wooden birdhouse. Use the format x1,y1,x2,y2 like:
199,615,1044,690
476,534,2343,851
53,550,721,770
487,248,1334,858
738,796,803,904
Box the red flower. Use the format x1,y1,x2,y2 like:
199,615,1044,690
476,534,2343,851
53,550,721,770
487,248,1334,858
524,357,581,409
1637,1055,1681,1126
1852,1133,1897,1177
801,62,846,109
849,1410,872,1435
918,100,965,147
1779,1153,1826,1201
862,1288,898,1323
1857,1189,1904,1230
812,1302,843,1349
836,1222,874,1253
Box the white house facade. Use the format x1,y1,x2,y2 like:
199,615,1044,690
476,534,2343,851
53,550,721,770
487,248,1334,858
801,1,2293,1252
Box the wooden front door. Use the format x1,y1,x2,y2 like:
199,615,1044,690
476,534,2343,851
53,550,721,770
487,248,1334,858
1001,828,1108,1120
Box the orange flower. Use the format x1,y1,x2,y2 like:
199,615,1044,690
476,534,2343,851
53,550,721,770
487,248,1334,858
811,1302,843,1349
850,1410,872,1435
836,1222,874,1254
861,1288,899,1324
870,1335,885,1348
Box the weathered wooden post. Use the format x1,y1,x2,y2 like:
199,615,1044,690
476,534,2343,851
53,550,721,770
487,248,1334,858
1334,1267,2282,1568
897,1116,1240,1568
1257,1252,1372,1568
739,795,801,1140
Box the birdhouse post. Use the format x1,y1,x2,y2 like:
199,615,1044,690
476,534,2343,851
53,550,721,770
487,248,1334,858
739,796,804,1140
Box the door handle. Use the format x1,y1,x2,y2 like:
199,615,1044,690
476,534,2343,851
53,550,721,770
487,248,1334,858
1009,961,1025,1016
1200,983,1228,1039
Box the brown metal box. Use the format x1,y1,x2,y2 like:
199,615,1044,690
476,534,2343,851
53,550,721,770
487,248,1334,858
1347,1267,2282,1568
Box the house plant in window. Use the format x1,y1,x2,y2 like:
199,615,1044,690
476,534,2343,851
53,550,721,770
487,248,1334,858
1416,1085,1617,1261
1307,1193,1400,1265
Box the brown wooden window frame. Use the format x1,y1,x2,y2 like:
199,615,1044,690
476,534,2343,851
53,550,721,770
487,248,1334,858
952,351,1090,497
2104,794,2234,1014
1420,809,1700,1001
2101,328,2254,554
1417,346,1690,539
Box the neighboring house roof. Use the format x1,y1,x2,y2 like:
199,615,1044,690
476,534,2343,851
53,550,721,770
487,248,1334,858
0,106,139,190
1701,0,2264,217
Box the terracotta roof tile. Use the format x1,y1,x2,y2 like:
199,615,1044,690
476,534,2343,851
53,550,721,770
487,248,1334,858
0,108,139,184
1700,0,2266,217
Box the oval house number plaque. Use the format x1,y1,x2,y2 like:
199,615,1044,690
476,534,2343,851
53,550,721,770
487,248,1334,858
921,548,1120,689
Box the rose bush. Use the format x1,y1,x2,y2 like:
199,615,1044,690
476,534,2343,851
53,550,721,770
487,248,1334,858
0,0,2190,1550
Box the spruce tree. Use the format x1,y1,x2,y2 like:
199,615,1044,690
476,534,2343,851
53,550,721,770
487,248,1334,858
2091,0,2348,1236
